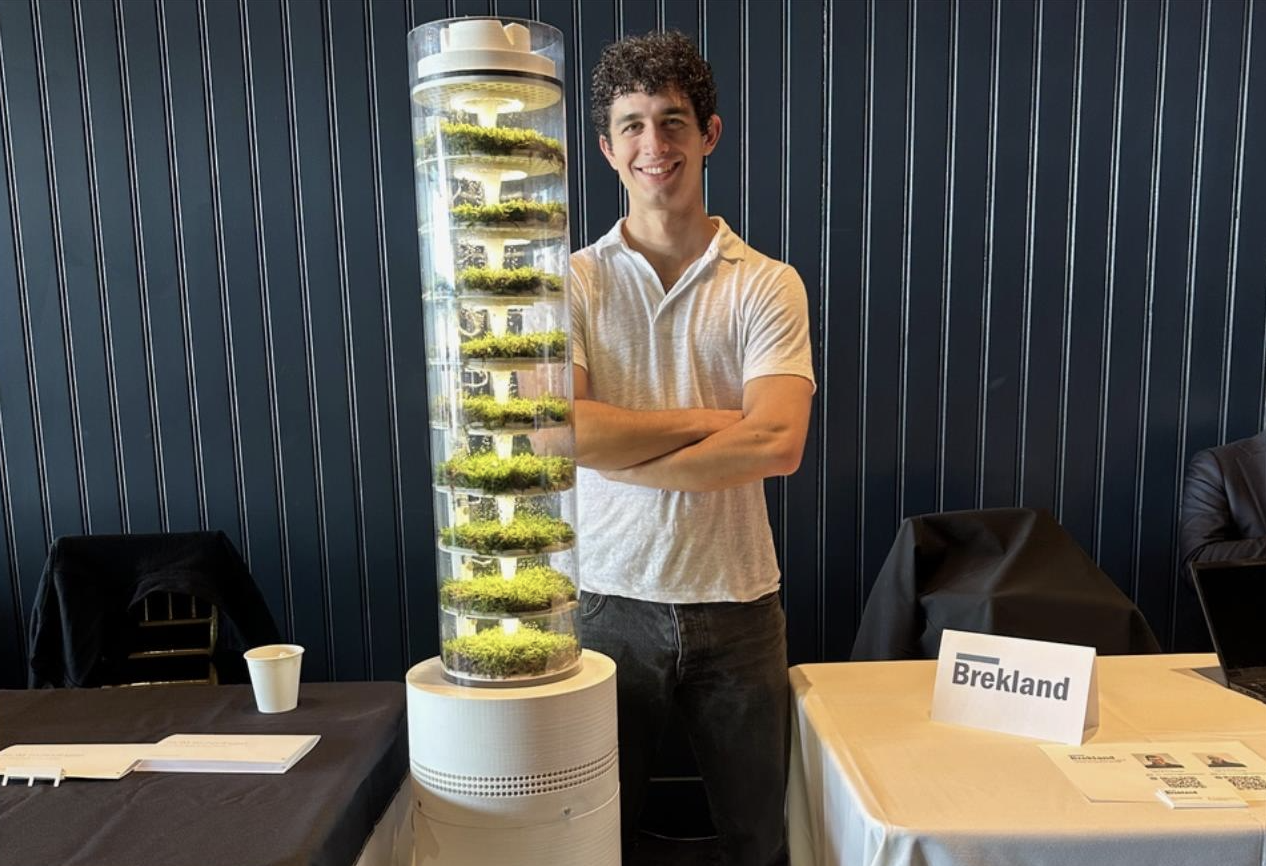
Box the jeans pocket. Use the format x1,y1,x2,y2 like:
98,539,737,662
579,591,608,619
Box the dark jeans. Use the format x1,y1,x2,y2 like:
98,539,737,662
579,590,789,866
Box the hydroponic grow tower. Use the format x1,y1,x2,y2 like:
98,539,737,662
412,17,579,688
406,17,619,866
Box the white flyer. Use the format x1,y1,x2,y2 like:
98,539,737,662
0,734,319,782
136,734,319,774
0,744,142,780
1041,740,1266,803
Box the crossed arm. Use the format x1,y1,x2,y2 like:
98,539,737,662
573,367,814,493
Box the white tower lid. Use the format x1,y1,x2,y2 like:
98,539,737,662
417,20,556,81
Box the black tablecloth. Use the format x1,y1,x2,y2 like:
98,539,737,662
0,682,407,866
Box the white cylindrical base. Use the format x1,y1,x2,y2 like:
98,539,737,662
411,781,619,866
406,649,620,866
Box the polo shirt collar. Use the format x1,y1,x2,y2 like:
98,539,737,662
593,216,748,263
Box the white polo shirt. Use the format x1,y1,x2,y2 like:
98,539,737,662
569,217,816,603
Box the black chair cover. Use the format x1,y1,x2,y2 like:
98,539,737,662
851,508,1160,661
28,531,282,687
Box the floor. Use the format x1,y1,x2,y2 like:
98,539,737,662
627,831,722,866
632,775,723,864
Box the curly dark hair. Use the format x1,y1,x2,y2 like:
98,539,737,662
589,30,717,137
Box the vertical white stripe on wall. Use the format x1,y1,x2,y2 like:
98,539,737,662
1054,0,1085,521
816,0,834,657
73,0,130,531
280,0,336,677
31,0,91,533
895,0,916,523
239,0,295,640
321,0,372,677
937,0,959,514
1016,0,1044,505
1130,2,1169,599
1220,0,1253,443
365,0,411,671
975,0,1001,510
0,11,44,664
854,0,875,620
196,0,250,555
571,0,588,245
156,0,211,527
777,0,791,570
1169,0,1212,639
116,0,171,531
1092,0,1128,562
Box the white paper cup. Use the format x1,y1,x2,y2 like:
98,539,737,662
244,644,304,713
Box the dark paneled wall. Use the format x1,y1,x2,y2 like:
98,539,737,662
1,0,1262,688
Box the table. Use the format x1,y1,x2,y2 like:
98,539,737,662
0,682,409,866
788,653,1266,866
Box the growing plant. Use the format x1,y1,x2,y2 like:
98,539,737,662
419,122,565,168
443,626,579,678
462,394,570,428
438,450,574,493
440,513,575,554
461,330,566,360
455,266,563,296
451,200,567,227
440,566,576,614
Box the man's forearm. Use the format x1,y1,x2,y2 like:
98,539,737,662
1182,537,1266,570
602,374,813,491
602,413,805,492
573,399,741,470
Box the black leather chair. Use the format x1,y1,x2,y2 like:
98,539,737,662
28,531,281,687
851,508,1160,661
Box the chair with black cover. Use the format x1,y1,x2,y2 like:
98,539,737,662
851,508,1160,661
28,531,281,688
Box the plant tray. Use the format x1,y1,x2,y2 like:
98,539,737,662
447,222,567,241
440,623,580,681
440,658,582,688
434,483,574,498
440,599,579,620
416,151,563,179
424,356,565,370
462,356,566,371
461,420,571,434
458,293,559,307
422,292,554,309
438,540,576,558
427,419,571,433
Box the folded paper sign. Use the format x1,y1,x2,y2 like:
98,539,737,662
931,629,1099,745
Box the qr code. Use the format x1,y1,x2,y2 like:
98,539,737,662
1224,775,1266,791
1163,776,1204,789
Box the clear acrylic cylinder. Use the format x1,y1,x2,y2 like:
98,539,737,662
409,18,579,686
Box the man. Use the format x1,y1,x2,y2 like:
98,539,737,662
1179,429,1266,581
1206,755,1246,769
1142,754,1183,770
569,30,814,866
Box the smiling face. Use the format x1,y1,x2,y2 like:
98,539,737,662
599,87,720,219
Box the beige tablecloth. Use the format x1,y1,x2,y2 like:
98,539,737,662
788,653,1266,866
